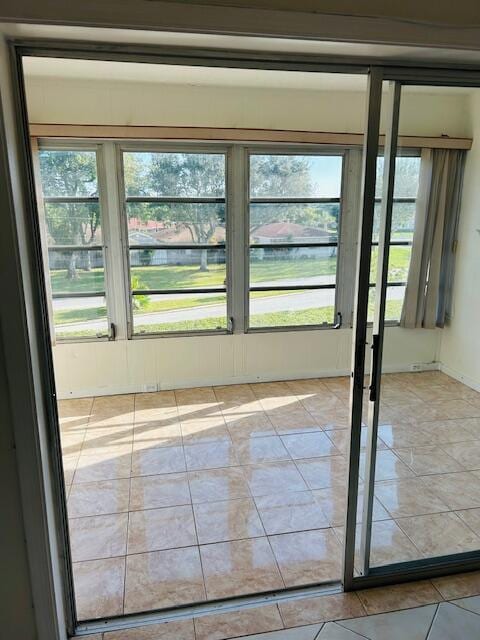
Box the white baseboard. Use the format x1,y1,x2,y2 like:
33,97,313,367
440,363,480,393
55,362,439,399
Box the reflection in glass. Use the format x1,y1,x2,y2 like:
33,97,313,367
126,203,226,245
250,246,337,287
370,245,412,285
123,152,226,198
132,292,227,333
250,203,340,244
376,155,421,199
372,202,416,242
249,288,336,328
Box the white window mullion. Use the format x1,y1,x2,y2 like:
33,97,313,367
337,147,363,328
229,145,247,334
98,141,129,340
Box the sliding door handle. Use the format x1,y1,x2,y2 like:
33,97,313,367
369,333,380,402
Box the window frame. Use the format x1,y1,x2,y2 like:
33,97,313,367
245,145,346,333
36,139,114,343
118,142,232,339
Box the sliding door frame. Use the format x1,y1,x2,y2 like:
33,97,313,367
345,66,480,591
7,36,480,637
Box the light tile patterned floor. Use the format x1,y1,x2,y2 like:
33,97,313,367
59,371,480,620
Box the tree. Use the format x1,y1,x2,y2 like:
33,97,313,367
39,150,99,279
125,152,226,271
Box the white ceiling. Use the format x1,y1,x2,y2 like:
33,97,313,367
22,56,474,95
23,57,369,90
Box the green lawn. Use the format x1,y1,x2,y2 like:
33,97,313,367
52,252,410,332
50,248,411,294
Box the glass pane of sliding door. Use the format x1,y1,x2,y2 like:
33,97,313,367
348,75,480,586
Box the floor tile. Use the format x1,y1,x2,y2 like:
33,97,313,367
131,446,186,477
133,422,182,448
295,456,347,490
226,414,277,442
129,473,191,510
421,472,480,510
281,432,340,460
279,593,365,627
68,479,130,518
432,571,480,599
452,595,480,615
340,604,437,640
359,450,415,481
356,580,442,614
234,436,291,465
104,619,194,639
446,441,480,471
243,462,308,497
312,484,389,528
124,547,205,613
326,428,387,454
184,440,239,471
69,513,128,561
188,467,251,503
127,505,197,553
62,454,79,485
392,446,464,476
200,537,284,599
82,426,133,454
377,424,433,448
419,420,476,444
255,491,329,535
396,512,480,557
73,557,125,619
373,478,450,518
193,498,265,544
74,451,132,483
194,604,283,640
317,622,365,639
335,520,421,568
234,624,322,640
427,602,480,639
269,529,342,586
456,508,480,535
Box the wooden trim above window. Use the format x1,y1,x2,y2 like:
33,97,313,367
29,124,472,150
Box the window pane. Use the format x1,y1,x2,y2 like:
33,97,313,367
52,296,108,339
49,249,105,294
250,203,340,244
44,202,102,246
368,285,406,323
129,248,226,290
370,245,412,285
132,292,227,333
376,155,421,199
127,202,225,245
38,150,98,197
250,246,337,287
123,152,226,198
250,155,342,198
249,288,336,328
373,202,416,242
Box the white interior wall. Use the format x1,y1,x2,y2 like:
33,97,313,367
440,91,480,391
24,72,466,397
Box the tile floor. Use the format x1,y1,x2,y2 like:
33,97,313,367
88,572,480,639
59,371,480,620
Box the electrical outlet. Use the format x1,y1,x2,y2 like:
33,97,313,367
143,383,158,392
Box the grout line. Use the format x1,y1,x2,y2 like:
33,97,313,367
425,602,440,639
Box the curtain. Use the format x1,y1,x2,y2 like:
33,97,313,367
400,148,466,329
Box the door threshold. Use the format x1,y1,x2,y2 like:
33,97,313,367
75,580,343,636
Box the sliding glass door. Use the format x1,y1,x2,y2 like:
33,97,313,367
345,70,480,589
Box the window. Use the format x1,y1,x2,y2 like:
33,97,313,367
368,153,421,322
247,153,343,329
121,150,228,335
37,148,110,340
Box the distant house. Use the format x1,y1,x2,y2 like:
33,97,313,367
251,222,336,259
